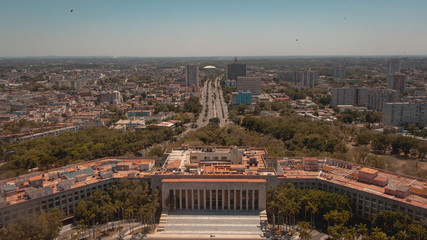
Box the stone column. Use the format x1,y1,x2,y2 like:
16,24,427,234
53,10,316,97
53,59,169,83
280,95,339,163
252,189,255,210
228,190,231,210
179,189,182,210
191,189,194,210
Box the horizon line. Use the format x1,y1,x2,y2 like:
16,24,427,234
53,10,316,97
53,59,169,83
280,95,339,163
1,54,427,59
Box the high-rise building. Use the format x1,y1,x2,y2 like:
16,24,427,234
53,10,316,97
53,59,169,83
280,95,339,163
366,88,400,112
331,88,367,107
185,64,199,86
224,80,236,87
277,71,296,82
388,59,401,74
278,71,318,88
331,87,399,111
231,90,252,105
298,71,318,88
334,65,346,80
236,77,261,95
387,74,407,93
383,100,427,127
226,57,247,80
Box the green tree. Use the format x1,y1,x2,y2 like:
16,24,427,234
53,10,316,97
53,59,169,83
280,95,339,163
297,221,312,240
237,104,247,115
372,134,392,153
209,117,220,125
183,97,202,114
0,208,63,240
355,133,372,146
391,135,419,155
372,210,411,237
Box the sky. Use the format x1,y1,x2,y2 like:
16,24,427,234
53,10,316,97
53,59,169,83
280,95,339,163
1,0,427,57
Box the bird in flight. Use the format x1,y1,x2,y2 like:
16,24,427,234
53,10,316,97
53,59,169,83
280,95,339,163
70,9,74,13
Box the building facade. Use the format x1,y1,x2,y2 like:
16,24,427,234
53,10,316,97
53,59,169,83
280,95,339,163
366,88,400,112
226,58,247,80
383,100,427,127
236,77,261,96
185,64,199,86
231,90,252,105
387,74,407,93
277,71,318,88
1,147,427,228
331,87,399,112
100,91,121,104
331,88,367,107
162,179,266,211
224,80,236,87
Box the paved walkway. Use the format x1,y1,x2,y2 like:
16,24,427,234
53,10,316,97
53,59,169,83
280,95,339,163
149,210,264,239
57,220,147,240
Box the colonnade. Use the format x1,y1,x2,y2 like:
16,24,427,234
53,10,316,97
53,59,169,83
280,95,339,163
168,189,259,211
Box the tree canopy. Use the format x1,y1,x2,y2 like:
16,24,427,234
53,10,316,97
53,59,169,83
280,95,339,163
0,127,177,179
0,208,63,240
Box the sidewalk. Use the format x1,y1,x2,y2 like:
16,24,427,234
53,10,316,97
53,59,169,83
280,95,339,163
57,219,147,240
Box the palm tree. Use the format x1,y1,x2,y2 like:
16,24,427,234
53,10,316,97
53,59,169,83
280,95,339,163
267,200,279,233
357,223,369,240
104,202,115,231
297,221,312,240
288,199,300,233
397,229,410,240
108,202,116,230
278,201,288,233
343,226,357,240
306,201,318,228
370,227,388,240
88,206,98,239
125,206,135,233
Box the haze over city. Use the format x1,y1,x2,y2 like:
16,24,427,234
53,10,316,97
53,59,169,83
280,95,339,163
1,1,427,240
1,0,427,57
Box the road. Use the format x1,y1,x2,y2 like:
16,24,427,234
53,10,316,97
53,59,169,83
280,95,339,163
196,75,229,128
141,74,229,157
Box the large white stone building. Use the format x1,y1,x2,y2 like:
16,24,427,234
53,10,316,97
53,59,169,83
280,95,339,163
1,146,426,228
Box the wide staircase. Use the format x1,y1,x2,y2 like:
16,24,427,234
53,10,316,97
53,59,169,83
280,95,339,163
151,210,265,239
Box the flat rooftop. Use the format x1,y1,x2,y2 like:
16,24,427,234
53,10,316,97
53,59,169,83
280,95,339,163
162,178,266,183
1,157,156,207
278,158,427,210
1,147,427,213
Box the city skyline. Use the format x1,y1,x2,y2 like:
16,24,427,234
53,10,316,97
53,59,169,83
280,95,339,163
1,0,427,57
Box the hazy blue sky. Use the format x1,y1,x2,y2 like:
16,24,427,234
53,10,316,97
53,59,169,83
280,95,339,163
1,0,427,57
